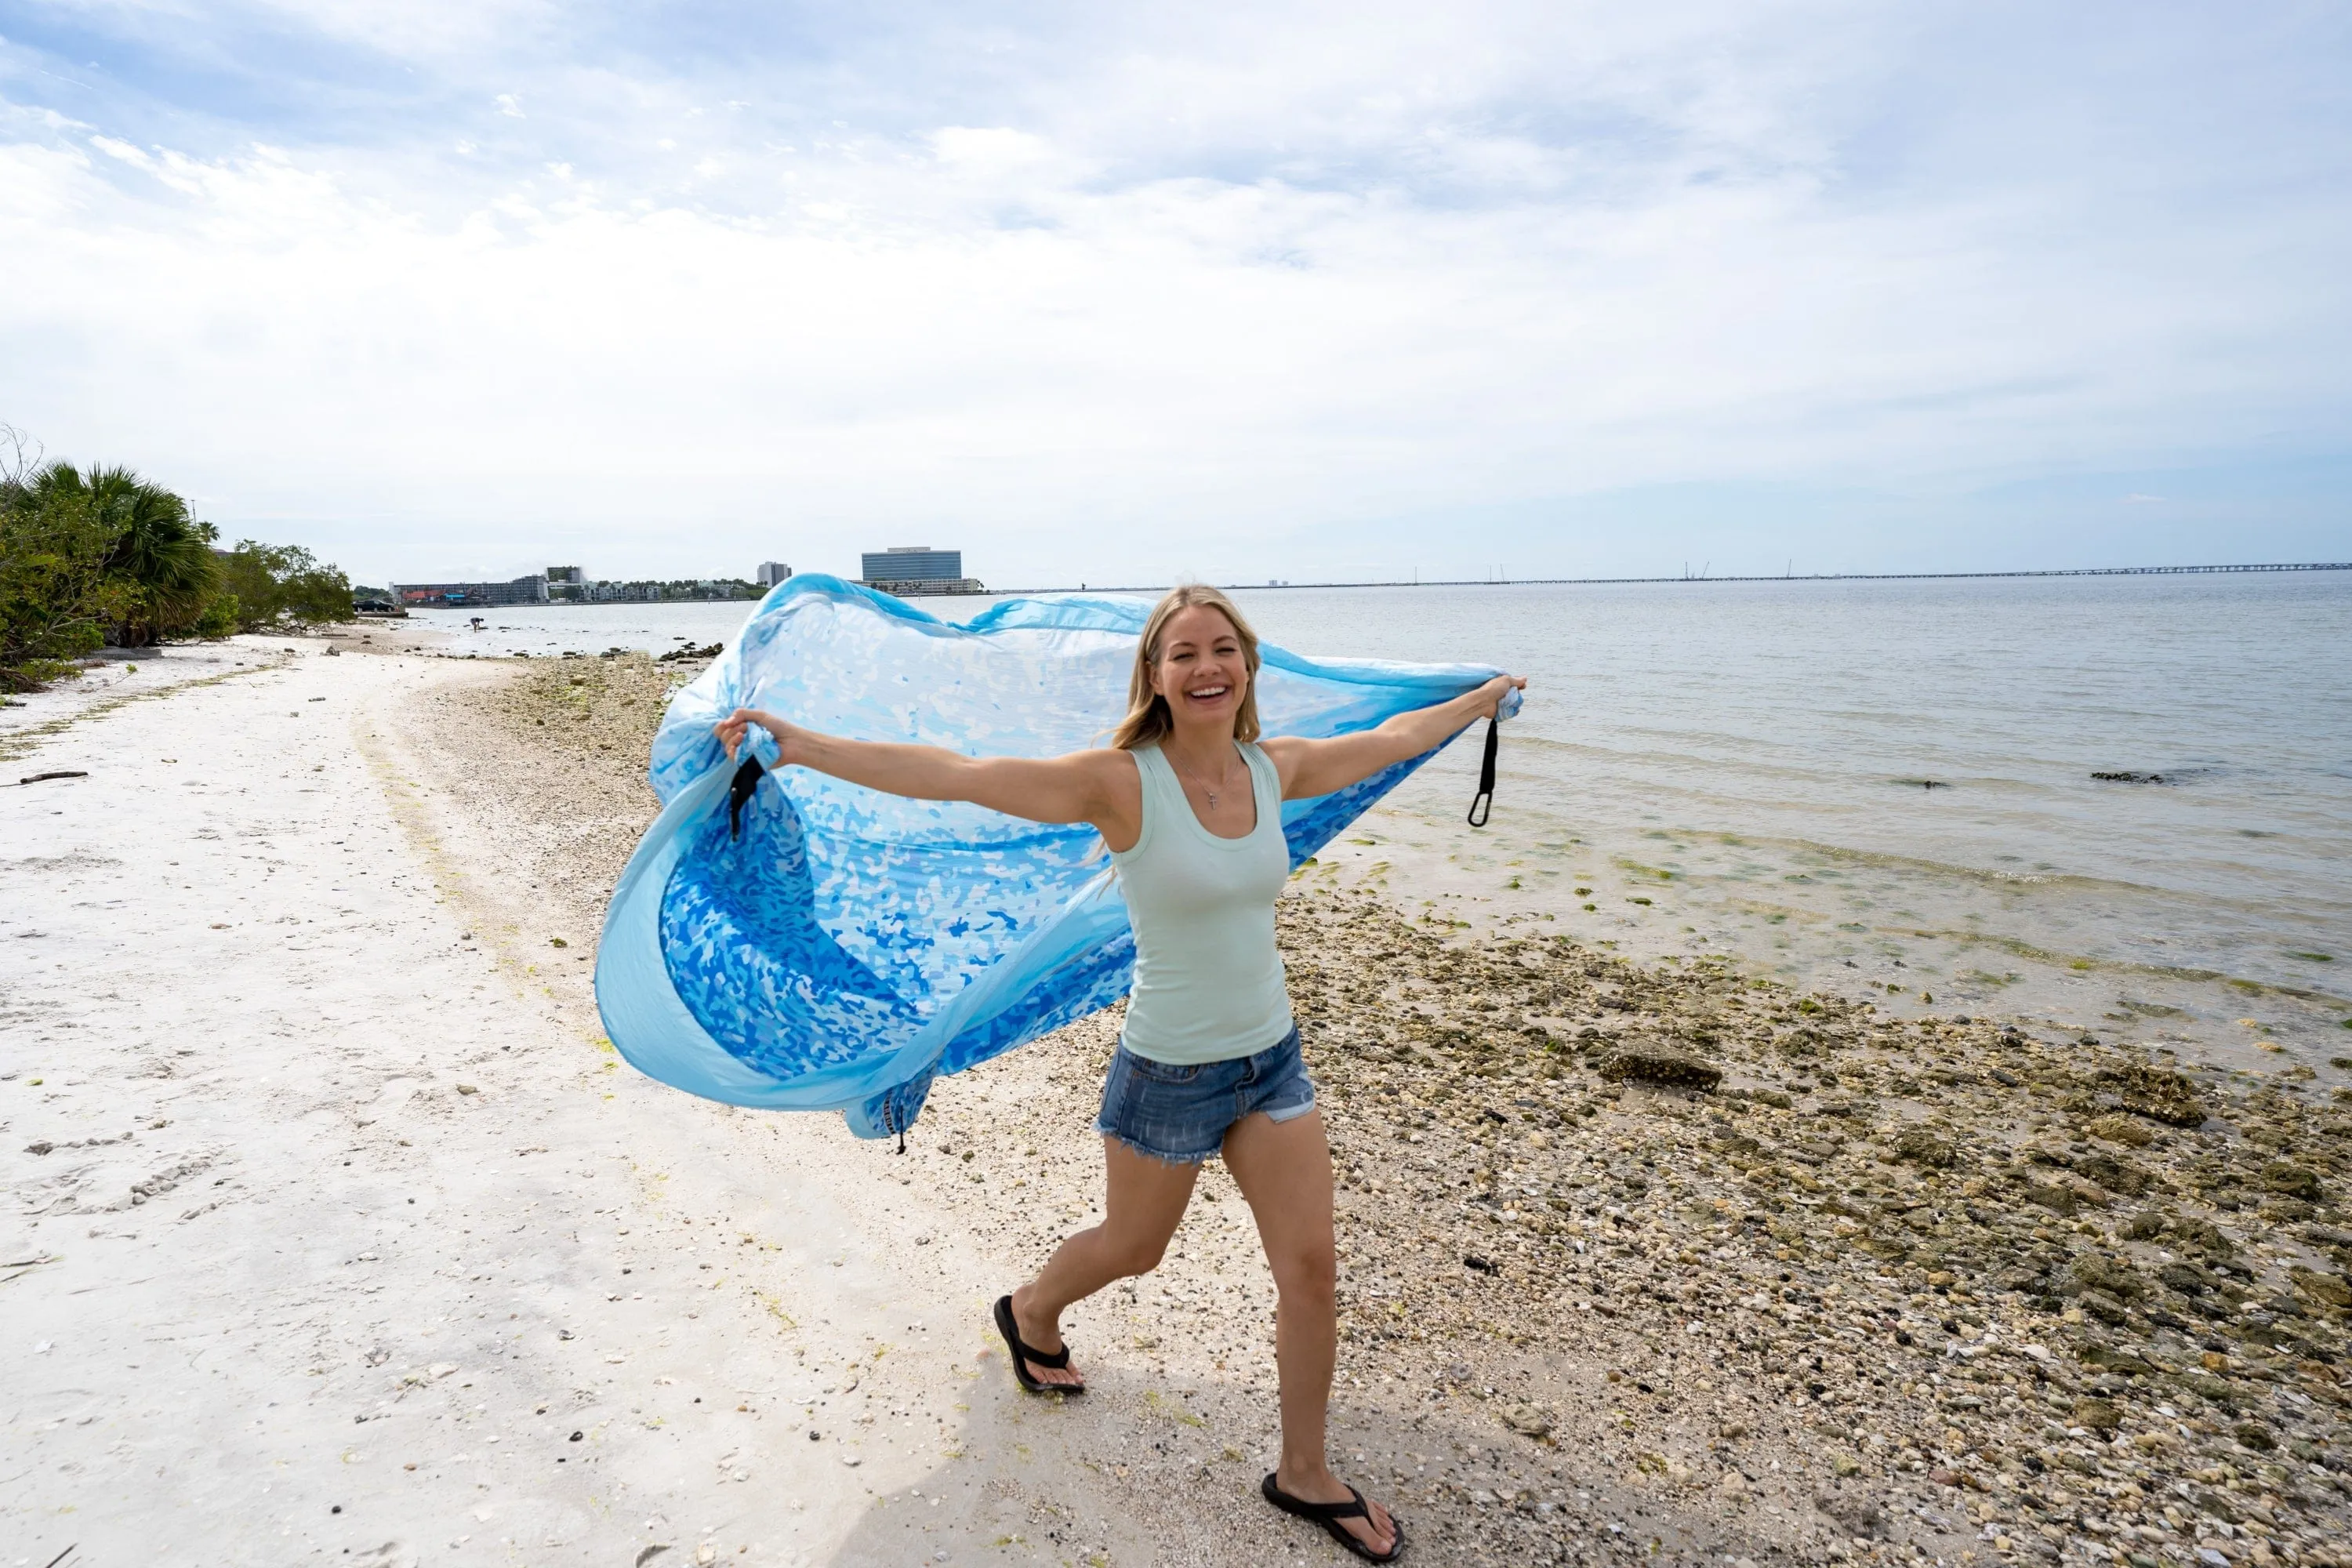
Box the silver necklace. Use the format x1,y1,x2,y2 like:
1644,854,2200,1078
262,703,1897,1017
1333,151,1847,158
1171,745,1238,808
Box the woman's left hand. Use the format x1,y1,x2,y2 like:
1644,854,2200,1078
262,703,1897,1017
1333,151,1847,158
1479,674,1527,717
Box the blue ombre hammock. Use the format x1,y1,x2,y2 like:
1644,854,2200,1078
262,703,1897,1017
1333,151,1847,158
594,575,1516,1141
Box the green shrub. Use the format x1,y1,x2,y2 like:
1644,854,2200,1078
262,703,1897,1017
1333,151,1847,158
192,593,241,639
1,485,114,691
218,540,355,630
20,463,220,645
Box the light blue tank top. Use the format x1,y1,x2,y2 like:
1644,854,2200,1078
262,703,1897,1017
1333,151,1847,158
1110,742,1295,1065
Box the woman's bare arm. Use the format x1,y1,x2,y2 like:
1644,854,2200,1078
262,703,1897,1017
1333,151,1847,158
1260,675,1524,801
716,707,1134,832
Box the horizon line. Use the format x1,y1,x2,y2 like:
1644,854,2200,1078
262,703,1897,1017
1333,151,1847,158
982,560,2352,595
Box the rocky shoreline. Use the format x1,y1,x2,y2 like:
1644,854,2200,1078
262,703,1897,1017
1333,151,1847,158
442,652,2352,1566
1281,888,2352,1565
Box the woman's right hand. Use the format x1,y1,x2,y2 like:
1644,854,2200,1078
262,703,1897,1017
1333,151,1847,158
715,707,792,764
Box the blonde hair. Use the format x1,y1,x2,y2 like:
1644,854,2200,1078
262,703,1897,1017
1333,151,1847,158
1110,584,1263,750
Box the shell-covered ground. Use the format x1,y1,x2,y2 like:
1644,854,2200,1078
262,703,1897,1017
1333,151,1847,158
1280,889,2352,1566
427,651,2352,1566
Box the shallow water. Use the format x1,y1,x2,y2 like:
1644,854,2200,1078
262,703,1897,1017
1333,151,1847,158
410,572,2352,1059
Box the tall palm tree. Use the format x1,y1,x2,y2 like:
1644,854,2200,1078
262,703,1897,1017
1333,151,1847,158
27,463,220,644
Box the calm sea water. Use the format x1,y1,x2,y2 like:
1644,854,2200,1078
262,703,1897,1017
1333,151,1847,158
410,573,2352,1061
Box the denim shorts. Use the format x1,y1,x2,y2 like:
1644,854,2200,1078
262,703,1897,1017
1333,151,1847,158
1094,1025,1317,1165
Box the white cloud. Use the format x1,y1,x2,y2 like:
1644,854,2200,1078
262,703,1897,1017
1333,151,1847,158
0,2,2346,583
931,126,1054,169
89,134,152,168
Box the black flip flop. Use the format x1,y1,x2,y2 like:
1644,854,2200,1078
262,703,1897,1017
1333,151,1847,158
1261,1473,1405,1563
992,1294,1085,1396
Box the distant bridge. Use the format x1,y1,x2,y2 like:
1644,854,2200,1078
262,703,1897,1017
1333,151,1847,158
988,561,2352,594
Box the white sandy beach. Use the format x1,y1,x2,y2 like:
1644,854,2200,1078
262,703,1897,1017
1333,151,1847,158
0,639,1318,1566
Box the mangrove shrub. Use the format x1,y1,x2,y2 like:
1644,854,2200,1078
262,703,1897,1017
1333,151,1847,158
217,540,354,631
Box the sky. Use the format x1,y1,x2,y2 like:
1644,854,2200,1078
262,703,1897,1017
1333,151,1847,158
2,1,2347,590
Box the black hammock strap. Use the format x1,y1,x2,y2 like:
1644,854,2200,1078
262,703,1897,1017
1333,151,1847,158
727,754,766,840
1466,714,1500,827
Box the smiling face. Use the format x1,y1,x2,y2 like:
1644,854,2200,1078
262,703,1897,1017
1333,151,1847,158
1111,584,1265,750
1149,604,1250,735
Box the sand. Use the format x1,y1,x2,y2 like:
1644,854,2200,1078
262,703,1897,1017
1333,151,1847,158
6,639,2348,1568
2,641,1161,1566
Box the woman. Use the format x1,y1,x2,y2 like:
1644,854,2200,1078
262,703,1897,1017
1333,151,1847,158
717,583,1522,1563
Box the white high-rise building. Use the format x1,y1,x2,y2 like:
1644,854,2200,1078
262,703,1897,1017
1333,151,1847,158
757,561,793,586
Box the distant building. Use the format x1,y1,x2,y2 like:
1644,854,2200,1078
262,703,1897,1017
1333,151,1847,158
857,546,982,597
861,546,960,583
392,570,762,606
586,581,664,602
757,561,793,586
394,574,550,608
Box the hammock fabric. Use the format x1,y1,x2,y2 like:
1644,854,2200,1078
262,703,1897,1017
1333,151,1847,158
595,575,1516,1141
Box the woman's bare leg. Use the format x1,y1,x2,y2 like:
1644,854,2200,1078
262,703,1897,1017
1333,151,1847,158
1007,1136,1199,1388
1223,1108,1398,1555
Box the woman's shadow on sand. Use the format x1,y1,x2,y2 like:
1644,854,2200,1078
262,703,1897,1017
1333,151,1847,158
819,1343,1787,1567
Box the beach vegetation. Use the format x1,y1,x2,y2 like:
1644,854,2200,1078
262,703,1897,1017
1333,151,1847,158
0,484,115,690
0,426,354,689
192,593,241,638
33,463,223,644
215,539,356,631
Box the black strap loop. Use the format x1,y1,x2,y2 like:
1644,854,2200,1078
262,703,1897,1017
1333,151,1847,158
1466,715,1499,827
727,754,766,840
